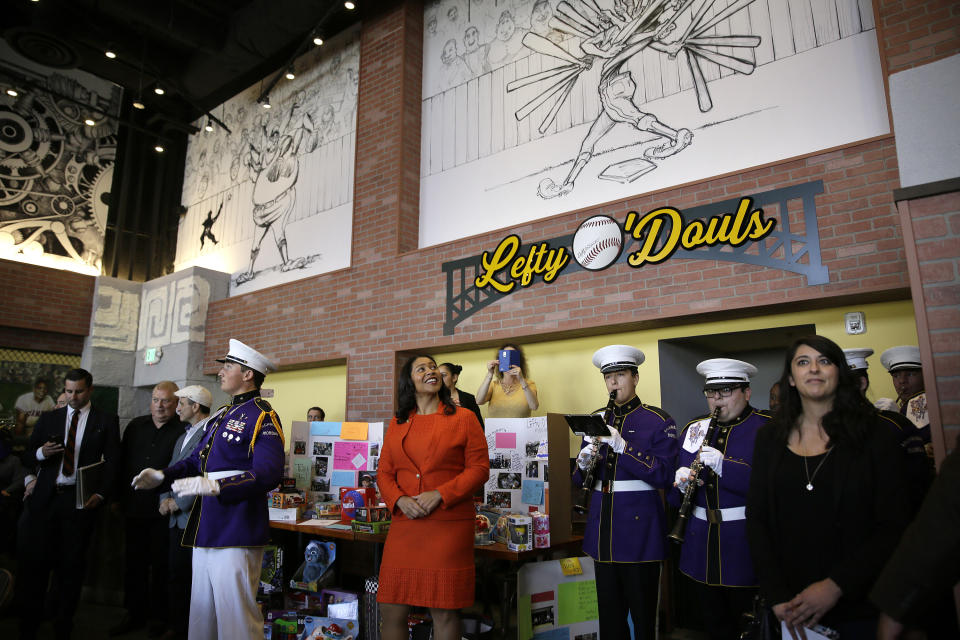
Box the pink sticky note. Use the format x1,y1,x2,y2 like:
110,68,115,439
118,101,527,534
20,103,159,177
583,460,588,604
495,432,516,449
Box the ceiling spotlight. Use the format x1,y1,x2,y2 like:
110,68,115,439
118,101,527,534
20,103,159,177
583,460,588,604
5,89,17,97
261,97,271,109
204,118,214,132
154,142,165,153
105,49,117,59
344,1,356,9
84,118,96,126
285,68,295,80
154,86,165,95
313,36,324,46
132,99,146,110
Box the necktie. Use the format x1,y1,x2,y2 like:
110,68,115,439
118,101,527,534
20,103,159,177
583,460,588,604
63,409,79,476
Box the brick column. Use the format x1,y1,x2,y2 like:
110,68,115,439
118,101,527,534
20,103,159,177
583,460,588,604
896,186,960,460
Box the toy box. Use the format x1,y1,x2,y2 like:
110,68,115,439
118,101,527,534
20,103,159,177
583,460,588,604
259,545,284,595
281,476,298,491
312,502,341,518
290,541,337,592
300,616,358,640
506,514,533,551
351,520,390,535
273,491,305,508
319,588,360,620
269,505,304,522
338,487,377,524
353,506,389,522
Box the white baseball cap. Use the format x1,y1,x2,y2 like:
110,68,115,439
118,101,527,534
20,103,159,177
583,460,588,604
175,385,212,407
842,348,874,371
696,358,757,387
592,345,645,373
216,338,277,375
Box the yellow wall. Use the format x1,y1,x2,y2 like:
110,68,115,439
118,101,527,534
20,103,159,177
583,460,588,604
435,300,918,450
264,365,347,449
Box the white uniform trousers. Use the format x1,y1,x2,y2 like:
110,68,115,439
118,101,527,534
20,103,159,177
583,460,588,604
189,546,265,640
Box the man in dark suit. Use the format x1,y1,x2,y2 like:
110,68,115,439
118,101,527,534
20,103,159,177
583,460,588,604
16,367,120,640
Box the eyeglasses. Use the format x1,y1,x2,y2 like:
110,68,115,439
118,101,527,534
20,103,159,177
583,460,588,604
703,386,742,398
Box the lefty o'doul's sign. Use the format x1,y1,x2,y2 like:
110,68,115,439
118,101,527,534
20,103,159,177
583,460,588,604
442,181,829,334
475,197,775,293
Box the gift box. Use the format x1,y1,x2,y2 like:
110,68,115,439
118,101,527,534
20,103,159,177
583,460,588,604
506,514,533,551
339,487,377,524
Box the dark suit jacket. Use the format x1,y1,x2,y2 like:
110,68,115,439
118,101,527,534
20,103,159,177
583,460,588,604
456,390,485,430
27,405,120,508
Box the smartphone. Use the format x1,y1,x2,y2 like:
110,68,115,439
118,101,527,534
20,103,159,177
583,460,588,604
498,349,521,372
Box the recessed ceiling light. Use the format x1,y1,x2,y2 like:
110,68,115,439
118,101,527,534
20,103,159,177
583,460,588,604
313,36,324,46
5,89,17,97
285,70,295,80
84,118,95,126
344,1,356,9
154,143,165,153
105,49,117,59
132,100,146,110
154,87,165,95
204,119,213,132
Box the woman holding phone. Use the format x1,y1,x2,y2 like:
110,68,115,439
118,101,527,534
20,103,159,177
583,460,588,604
475,343,539,418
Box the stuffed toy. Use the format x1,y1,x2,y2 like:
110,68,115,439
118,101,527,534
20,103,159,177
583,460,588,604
302,541,330,583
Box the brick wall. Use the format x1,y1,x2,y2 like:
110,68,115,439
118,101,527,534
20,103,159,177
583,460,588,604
898,191,960,455
880,0,960,73
0,259,94,354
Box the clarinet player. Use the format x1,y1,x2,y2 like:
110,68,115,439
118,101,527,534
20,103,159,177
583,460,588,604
672,359,770,640
573,345,678,639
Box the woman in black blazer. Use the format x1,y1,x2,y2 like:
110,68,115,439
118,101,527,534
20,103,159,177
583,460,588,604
746,335,911,640
439,363,484,431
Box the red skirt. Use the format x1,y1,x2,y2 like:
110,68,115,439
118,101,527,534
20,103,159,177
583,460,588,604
377,517,475,609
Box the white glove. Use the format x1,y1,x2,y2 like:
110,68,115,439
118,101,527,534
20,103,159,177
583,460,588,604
132,468,164,490
598,428,626,454
674,467,692,493
875,397,898,412
699,446,724,476
576,444,596,470
172,476,220,497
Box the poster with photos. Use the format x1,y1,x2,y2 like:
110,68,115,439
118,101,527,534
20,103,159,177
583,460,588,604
484,417,548,511
518,557,599,640
286,421,384,504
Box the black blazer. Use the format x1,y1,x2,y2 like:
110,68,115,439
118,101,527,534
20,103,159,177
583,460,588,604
456,390,485,431
27,405,120,508
746,419,911,610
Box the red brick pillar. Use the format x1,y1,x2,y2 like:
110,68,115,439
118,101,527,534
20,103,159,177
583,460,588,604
896,186,960,461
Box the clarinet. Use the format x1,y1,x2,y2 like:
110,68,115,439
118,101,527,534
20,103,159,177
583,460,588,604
668,405,721,544
573,390,618,514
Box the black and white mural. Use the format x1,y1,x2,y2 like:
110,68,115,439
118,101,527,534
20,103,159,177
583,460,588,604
0,40,120,275
176,29,360,295
420,0,889,247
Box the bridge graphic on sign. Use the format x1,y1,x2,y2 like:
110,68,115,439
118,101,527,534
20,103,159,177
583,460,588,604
441,180,828,335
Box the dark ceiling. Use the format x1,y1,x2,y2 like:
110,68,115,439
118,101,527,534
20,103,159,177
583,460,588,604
2,0,365,132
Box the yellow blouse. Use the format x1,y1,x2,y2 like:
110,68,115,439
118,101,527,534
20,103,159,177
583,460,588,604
483,380,538,418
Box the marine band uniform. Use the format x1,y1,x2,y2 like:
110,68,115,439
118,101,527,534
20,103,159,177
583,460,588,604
879,346,930,457
672,358,769,640
574,345,678,640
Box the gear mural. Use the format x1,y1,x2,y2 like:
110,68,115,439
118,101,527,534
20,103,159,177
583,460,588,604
0,58,121,273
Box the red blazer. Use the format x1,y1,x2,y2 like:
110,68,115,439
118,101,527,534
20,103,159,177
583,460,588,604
378,405,489,521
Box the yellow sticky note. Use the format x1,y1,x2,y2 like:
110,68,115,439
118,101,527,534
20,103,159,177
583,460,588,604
340,422,369,440
559,557,583,576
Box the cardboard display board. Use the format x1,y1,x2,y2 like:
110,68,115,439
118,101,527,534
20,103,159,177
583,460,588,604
484,417,572,545
517,557,599,640
288,421,384,501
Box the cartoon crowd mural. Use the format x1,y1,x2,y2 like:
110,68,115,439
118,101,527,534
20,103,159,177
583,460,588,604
419,0,890,248
176,29,360,295
0,40,120,275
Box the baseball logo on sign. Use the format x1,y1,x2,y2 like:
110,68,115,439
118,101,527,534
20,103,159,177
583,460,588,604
572,215,623,271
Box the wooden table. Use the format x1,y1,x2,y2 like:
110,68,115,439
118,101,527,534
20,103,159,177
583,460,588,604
270,520,584,638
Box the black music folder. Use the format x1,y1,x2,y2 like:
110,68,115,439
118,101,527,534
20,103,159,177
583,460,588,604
563,414,611,438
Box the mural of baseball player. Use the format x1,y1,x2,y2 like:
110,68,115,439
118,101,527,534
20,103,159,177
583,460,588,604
199,202,221,249
508,0,761,199
236,93,319,285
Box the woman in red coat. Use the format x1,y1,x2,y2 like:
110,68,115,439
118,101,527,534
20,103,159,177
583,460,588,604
377,354,490,640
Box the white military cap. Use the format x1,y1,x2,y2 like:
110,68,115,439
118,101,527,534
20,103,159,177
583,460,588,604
696,358,758,387
843,348,874,371
216,338,276,375
880,346,922,372
592,345,645,373
175,384,212,407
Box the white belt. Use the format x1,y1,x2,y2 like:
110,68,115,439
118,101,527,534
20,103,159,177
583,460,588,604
592,479,655,492
693,505,746,522
205,469,244,480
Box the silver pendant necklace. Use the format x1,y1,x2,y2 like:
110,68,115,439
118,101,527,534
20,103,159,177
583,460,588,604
802,447,834,491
